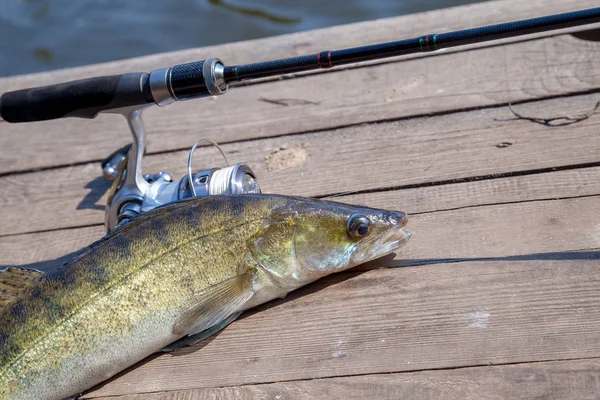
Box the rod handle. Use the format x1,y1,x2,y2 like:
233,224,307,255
0,73,152,123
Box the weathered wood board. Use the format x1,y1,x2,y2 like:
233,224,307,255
1,93,599,236
93,359,600,400
2,169,599,270
1,0,599,398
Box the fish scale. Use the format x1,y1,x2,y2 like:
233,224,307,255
0,194,409,400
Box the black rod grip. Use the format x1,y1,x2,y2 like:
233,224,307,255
0,73,153,123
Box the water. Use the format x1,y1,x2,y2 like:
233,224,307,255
0,0,489,77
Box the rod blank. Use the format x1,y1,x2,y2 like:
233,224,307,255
223,7,600,82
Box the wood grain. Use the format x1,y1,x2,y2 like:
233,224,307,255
1,193,598,397
2,168,599,270
1,93,598,236
92,359,600,400
1,31,599,173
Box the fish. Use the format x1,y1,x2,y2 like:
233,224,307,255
0,194,410,400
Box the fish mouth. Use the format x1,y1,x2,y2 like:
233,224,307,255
369,226,411,260
351,223,411,265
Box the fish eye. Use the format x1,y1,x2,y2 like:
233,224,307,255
347,214,371,238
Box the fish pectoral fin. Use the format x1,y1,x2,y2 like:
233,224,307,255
172,272,254,338
161,311,242,352
0,267,44,310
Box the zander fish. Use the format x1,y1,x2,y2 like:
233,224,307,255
0,194,410,400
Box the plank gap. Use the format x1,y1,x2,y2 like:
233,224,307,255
2,82,600,179
87,357,600,399
410,193,600,217
0,222,104,240
322,159,600,200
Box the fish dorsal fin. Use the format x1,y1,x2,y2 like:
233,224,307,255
0,267,44,310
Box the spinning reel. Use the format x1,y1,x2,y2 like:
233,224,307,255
98,98,261,232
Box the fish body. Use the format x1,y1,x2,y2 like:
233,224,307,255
0,194,409,400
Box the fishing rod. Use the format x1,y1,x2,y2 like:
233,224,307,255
2,6,599,122
1,7,599,232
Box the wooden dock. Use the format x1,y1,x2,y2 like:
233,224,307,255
1,0,600,398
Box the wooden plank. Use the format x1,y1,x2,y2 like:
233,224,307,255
0,29,599,173
91,359,600,400
393,196,600,267
2,167,599,271
1,93,599,236
336,166,600,215
79,195,600,397
0,226,102,271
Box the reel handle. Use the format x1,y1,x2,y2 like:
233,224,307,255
0,73,153,122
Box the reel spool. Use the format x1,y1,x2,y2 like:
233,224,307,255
102,131,260,232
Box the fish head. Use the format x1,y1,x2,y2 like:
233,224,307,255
292,201,411,276
252,197,411,284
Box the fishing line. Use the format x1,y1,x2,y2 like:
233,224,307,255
187,139,230,197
